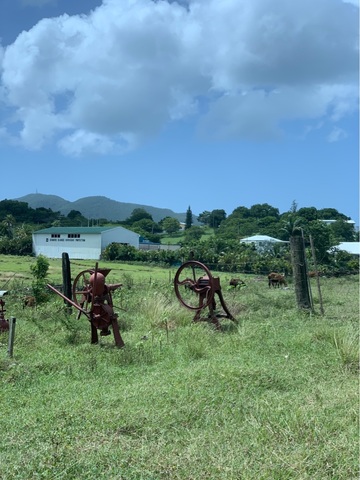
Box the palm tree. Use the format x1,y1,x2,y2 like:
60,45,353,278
2,215,15,238
280,213,303,239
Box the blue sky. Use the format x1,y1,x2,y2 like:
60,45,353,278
0,0,358,222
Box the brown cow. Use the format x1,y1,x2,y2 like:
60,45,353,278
229,278,246,288
23,296,36,308
268,272,287,288
308,271,322,278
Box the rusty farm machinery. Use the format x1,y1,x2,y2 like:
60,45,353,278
174,260,237,329
46,258,237,348
47,263,125,348
0,290,9,333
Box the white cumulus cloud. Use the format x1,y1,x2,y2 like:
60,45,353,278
0,0,358,155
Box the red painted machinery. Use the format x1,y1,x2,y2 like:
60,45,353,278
0,292,9,333
174,260,236,329
47,263,125,347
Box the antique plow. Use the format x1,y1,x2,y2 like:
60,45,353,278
47,263,125,347
174,260,236,329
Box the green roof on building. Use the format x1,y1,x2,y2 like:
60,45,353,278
33,226,117,234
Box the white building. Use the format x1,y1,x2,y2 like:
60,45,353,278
329,242,360,256
320,219,356,226
32,226,140,260
240,234,289,253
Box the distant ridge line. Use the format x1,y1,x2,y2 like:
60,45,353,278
13,193,189,224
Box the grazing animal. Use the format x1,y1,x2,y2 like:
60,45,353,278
229,278,246,288
23,295,36,308
308,271,322,278
268,272,287,288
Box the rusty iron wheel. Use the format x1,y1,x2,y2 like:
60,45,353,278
72,269,93,317
174,260,215,311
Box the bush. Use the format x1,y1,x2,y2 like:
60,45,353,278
30,255,50,304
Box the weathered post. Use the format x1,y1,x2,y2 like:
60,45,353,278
62,252,72,313
309,235,325,315
290,229,313,311
7,317,16,357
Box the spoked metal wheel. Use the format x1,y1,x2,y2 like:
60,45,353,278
72,269,93,318
174,260,215,311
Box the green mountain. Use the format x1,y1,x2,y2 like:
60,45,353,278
15,194,189,223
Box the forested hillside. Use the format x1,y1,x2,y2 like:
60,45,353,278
15,194,188,223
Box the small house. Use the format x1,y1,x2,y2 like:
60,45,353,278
240,235,289,253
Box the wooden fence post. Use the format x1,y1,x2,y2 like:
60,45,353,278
290,230,313,312
309,235,325,315
7,317,16,358
62,252,72,313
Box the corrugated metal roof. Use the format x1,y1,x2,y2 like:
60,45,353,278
332,242,360,255
33,226,116,234
240,235,289,243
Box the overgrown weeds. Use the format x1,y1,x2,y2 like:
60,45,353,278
333,327,359,372
0,269,358,479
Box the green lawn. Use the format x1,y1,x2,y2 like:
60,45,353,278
0,256,358,479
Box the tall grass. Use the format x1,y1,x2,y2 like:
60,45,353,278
0,263,358,479
332,326,359,372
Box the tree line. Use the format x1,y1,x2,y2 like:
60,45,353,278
0,199,358,276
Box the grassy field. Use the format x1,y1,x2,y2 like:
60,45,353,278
0,255,358,479
0,255,176,287
160,227,215,245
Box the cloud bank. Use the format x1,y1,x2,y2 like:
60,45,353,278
0,0,358,155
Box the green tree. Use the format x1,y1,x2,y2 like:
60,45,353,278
132,218,160,233
279,213,303,240
209,209,226,229
317,208,347,220
126,208,153,225
197,211,211,225
231,206,251,219
185,206,193,230
327,250,358,275
289,200,298,213
329,220,356,243
32,207,60,225
305,220,332,263
257,216,280,234
1,214,16,238
11,224,33,255
63,210,88,226
183,226,203,243
0,200,33,223
249,203,280,219
297,207,318,222
162,217,180,234
67,210,83,219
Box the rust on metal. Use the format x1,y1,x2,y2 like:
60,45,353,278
174,260,237,330
47,262,125,347
0,296,9,333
